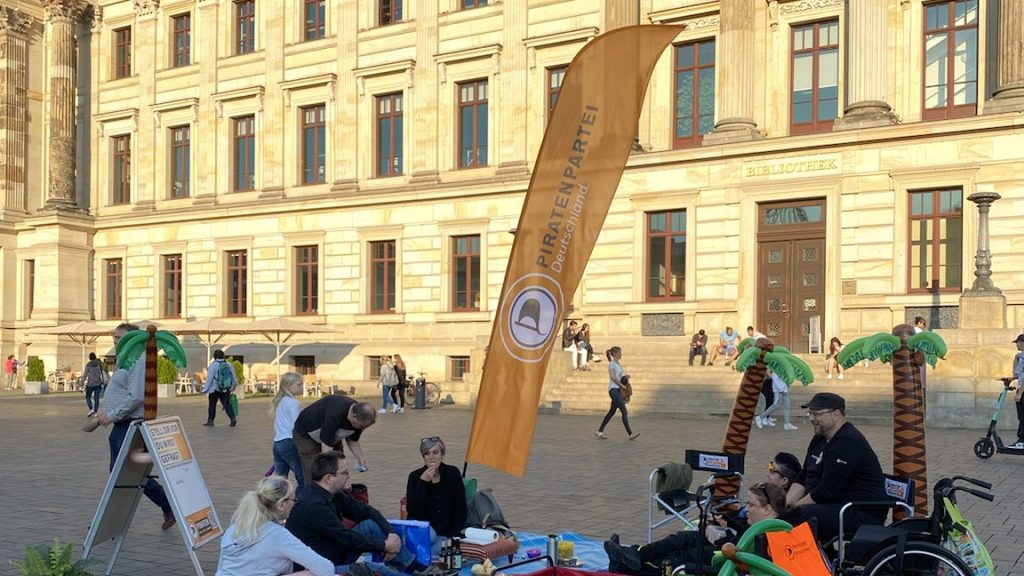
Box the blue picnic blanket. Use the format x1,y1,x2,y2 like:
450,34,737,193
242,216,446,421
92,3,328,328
458,532,609,575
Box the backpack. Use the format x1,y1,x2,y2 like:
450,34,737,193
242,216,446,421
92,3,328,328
84,362,106,387
465,488,514,540
382,364,399,387
215,361,235,392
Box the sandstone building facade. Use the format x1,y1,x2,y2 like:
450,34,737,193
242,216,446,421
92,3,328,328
2,0,1023,403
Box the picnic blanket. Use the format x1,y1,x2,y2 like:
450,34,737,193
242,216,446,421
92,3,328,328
458,532,609,576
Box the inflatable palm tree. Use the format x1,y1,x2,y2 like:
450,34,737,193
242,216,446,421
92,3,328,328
836,324,946,515
717,338,813,496
115,326,187,420
712,519,795,576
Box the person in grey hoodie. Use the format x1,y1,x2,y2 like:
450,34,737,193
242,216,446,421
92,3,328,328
217,475,334,576
83,352,108,417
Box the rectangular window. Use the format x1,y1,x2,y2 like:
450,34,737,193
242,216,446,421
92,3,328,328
673,40,716,148
376,93,403,177
25,260,34,317
646,210,687,301
226,250,248,316
114,27,132,78
547,66,566,119
380,0,403,25
909,189,963,292
293,355,316,375
367,356,383,379
171,14,191,67
233,116,256,191
295,245,319,315
304,0,325,40
458,80,488,168
170,126,190,198
301,105,327,185
112,135,131,205
450,356,471,381
163,254,183,318
369,240,396,313
451,235,481,311
462,0,488,8
923,0,978,120
105,258,123,320
791,20,839,134
234,0,256,55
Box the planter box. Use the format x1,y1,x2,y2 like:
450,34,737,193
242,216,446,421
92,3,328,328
157,383,176,398
24,381,48,395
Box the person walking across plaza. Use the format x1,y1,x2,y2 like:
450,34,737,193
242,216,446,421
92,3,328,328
96,322,175,530
203,350,239,427
292,394,376,484
378,356,399,414
389,354,408,413
4,354,17,390
83,352,108,417
756,370,797,431
271,372,305,490
596,346,639,441
786,392,886,542
1010,334,1024,448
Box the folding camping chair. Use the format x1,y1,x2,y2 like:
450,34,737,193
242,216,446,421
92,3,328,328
647,449,745,542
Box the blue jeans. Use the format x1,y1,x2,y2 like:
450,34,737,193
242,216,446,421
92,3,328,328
273,438,305,490
85,386,102,412
108,421,171,513
334,519,416,575
381,385,394,410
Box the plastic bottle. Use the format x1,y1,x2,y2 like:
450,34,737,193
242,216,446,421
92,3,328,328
546,534,558,562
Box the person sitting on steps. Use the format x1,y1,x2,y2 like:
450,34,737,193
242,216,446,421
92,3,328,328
707,326,739,366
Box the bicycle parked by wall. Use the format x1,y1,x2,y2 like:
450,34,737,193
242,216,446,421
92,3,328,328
409,372,441,408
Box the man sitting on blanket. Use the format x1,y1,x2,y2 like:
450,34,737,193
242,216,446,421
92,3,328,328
604,452,803,575
286,452,438,576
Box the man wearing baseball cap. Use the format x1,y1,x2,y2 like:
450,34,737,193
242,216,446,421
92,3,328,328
785,392,887,542
1010,334,1024,448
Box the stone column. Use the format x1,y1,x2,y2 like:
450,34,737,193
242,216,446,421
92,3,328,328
960,188,1005,328
834,0,896,130
495,0,528,176
43,0,80,210
703,0,760,145
985,0,1024,113
0,7,35,213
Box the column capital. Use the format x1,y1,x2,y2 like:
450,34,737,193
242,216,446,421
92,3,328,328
0,6,37,35
43,0,85,23
134,0,160,19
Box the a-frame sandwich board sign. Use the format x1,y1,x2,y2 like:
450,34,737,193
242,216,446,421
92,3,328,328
83,416,223,576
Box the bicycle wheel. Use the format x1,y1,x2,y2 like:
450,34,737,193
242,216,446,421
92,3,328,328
424,382,441,407
862,541,972,576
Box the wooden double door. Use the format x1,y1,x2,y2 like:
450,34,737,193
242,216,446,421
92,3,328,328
756,200,826,353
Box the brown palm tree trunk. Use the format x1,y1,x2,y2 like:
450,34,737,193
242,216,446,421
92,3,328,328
717,346,770,497
144,326,159,421
891,324,927,516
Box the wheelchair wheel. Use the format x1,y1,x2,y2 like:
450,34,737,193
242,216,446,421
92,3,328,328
973,438,995,459
861,541,972,576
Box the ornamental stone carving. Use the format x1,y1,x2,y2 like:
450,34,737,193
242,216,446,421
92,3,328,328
90,3,103,32
779,0,844,15
43,0,83,23
684,16,720,30
134,0,160,17
0,7,36,34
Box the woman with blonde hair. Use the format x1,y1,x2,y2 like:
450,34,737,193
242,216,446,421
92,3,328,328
270,372,305,490
216,476,333,576
377,355,398,414
389,354,408,413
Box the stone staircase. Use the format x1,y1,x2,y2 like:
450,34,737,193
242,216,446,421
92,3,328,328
535,337,899,426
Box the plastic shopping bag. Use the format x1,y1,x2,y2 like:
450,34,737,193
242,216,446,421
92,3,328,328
372,519,431,566
941,497,995,576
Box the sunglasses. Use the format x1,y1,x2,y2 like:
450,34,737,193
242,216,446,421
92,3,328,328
421,436,441,443
749,482,770,503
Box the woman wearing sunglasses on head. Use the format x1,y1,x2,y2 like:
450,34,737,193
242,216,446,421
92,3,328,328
605,454,804,575
405,436,467,555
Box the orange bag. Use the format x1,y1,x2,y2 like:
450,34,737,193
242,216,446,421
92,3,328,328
764,522,831,576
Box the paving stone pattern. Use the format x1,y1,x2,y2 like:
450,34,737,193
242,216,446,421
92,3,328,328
1,391,1022,575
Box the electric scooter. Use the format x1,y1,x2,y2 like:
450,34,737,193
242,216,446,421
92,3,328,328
973,377,1024,458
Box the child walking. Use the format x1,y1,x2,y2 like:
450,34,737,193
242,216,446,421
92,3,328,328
270,372,305,490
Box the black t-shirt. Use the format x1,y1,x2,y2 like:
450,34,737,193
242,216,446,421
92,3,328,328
796,421,886,505
293,395,362,446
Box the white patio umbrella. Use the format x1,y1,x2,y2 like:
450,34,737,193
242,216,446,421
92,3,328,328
244,317,334,377
29,321,110,369
160,318,252,365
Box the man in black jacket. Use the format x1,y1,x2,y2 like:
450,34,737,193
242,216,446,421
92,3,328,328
786,392,887,542
287,452,430,575
293,396,376,486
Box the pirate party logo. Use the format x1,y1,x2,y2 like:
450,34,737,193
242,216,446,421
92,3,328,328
499,273,563,363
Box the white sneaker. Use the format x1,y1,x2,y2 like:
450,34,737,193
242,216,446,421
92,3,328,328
754,416,764,429
396,407,404,413
377,408,387,414
1010,441,1024,449
827,373,832,380
767,418,777,427
837,374,844,380
784,423,799,431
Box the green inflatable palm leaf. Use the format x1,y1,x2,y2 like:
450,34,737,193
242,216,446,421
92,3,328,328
771,345,791,355
907,331,947,361
713,518,795,576
836,335,872,369
115,330,187,371
787,354,815,385
734,346,762,372
863,332,901,363
737,337,757,354
763,352,796,385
